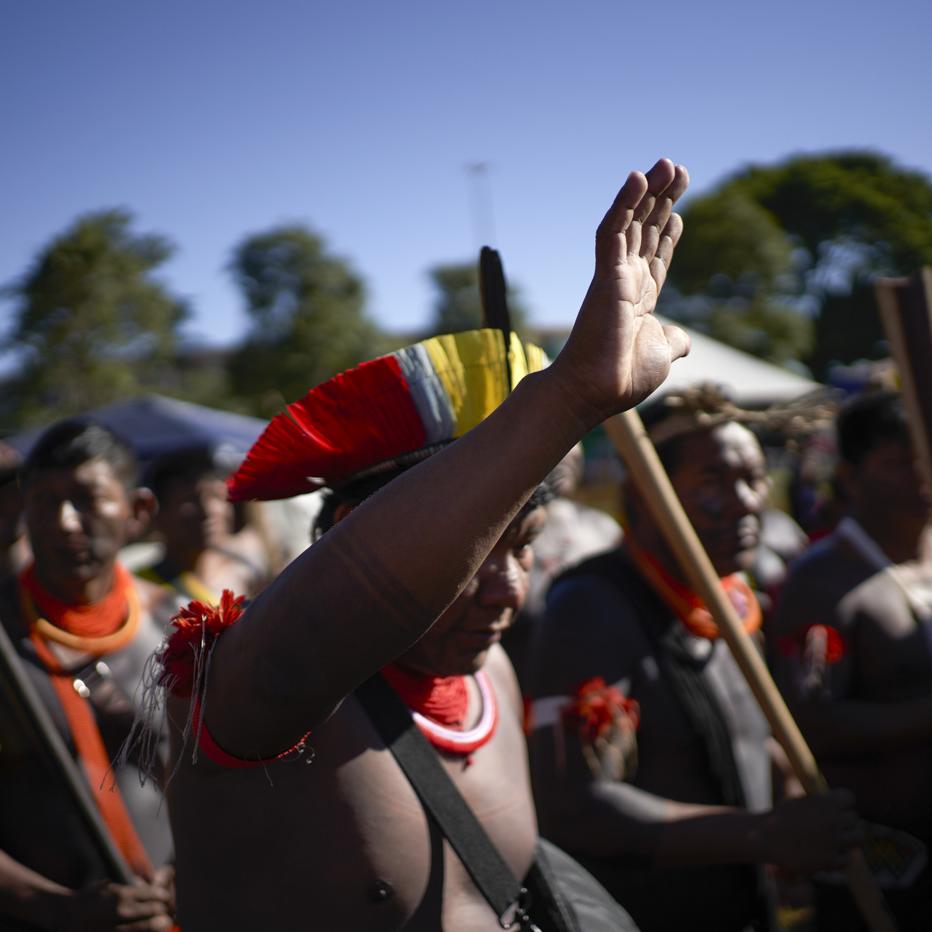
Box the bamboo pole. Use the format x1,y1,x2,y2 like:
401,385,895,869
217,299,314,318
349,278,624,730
875,269,932,499
604,407,897,932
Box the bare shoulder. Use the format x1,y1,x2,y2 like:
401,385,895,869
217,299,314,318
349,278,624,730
531,550,648,697
773,534,868,636
484,643,522,718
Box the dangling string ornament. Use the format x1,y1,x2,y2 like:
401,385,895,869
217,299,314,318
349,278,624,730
132,589,312,776
156,589,245,701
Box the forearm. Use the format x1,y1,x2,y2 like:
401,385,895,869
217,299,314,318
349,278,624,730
210,369,596,753
795,695,932,757
0,850,70,929
540,779,762,867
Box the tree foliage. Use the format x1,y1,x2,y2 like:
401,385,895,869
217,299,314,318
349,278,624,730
426,262,529,338
1,209,188,427
664,151,932,376
227,226,382,416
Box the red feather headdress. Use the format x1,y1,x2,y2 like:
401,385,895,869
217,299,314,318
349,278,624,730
228,329,548,502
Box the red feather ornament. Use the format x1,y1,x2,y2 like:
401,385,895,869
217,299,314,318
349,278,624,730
158,589,246,698
228,355,426,501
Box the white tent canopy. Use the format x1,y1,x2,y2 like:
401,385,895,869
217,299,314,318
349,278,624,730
652,318,820,405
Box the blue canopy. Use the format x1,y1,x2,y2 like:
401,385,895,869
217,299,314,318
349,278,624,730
7,394,267,466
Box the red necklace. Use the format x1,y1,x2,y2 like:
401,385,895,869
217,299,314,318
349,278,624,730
381,665,498,756
19,562,139,655
625,539,762,640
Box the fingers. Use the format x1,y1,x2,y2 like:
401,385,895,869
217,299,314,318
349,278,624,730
114,883,173,920
595,171,649,268
631,158,678,225
640,164,689,260
118,917,173,931
595,159,687,274
649,212,684,292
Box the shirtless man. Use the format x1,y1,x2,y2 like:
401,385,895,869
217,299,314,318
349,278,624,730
0,420,175,931
156,159,692,931
771,390,932,930
527,394,859,932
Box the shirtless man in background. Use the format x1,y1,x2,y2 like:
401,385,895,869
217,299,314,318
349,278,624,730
771,391,932,930
527,394,859,932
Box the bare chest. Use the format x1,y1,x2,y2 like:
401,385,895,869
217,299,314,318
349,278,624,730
847,569,932,699
171,694,538,931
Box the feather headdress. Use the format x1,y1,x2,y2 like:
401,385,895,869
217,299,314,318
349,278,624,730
228,328,549,502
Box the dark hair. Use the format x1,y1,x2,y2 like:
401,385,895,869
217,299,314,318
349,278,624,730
143,445,229,499
837,391,909,467
312,463,554,540
23,419,138,489
637,400,701,474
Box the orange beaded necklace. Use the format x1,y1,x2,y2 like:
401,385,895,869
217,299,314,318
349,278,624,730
18,562,140,655
625,538,762,640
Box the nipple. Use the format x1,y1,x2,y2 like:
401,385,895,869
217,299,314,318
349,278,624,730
368,879,395,904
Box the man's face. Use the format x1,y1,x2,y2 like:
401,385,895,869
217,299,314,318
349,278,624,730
157,474,232,554
23,458,136,586
845,438,930,521
400,506,547,677
669,422,770,576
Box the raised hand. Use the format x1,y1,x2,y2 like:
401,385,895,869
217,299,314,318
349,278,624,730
551,158,690,424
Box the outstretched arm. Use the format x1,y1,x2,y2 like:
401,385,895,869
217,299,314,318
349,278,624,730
201,160,690,759
532,737,858,873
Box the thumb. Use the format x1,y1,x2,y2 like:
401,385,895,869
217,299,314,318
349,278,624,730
662,323,690,363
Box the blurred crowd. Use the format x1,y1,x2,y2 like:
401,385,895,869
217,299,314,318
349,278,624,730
0,155,928,932
0,375,927,931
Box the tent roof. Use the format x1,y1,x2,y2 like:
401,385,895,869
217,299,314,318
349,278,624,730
653,319,820,405
8,394,268,463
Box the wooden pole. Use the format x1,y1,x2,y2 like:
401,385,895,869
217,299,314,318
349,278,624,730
875,268,932,497
0,620,133,884
604,407,897,932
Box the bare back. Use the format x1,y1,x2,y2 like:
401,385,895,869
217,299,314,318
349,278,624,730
168,645,537,931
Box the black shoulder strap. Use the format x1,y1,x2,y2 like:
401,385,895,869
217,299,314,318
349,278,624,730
356,674,532,928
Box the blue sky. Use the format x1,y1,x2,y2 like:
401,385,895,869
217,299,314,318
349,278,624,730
2,0,930,348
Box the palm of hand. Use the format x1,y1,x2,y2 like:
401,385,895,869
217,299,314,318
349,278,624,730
610,252,670,406
558,159,690,420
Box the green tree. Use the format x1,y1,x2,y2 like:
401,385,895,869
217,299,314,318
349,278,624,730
1,209,188,427
664,151,932,376
426,262,530,338
227,226,383,416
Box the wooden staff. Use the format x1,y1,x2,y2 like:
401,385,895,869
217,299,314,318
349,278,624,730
603,407,897,932
874,268,932,497
0,619,133,884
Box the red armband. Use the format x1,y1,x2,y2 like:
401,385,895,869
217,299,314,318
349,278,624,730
191,698,311,769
